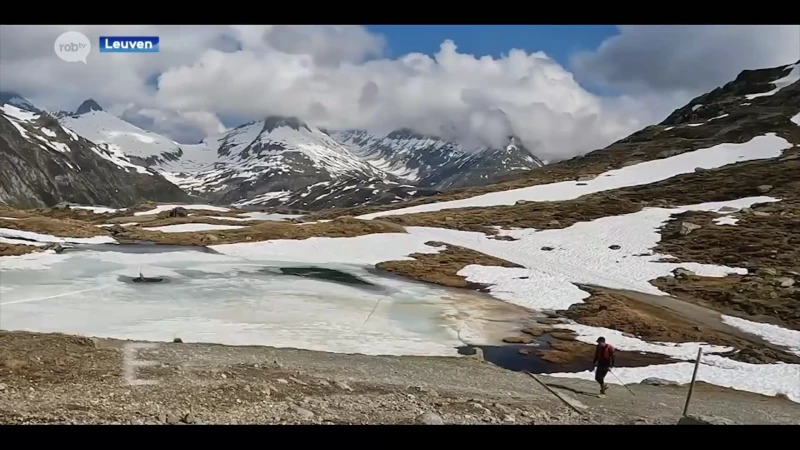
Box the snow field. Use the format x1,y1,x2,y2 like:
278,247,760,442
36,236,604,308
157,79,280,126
142,223,245,233
212,196,799,401
0,227,117,245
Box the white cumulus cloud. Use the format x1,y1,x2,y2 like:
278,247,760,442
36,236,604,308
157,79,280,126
1,25,796,161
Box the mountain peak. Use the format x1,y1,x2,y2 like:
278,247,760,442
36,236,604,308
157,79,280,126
75,99,104,115
262,115,310,133
0,91,39,112
386,128,429,141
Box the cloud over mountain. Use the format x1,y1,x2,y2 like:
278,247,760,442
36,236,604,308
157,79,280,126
1,25,797,161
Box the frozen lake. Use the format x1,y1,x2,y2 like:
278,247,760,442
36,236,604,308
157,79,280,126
0,245,532,356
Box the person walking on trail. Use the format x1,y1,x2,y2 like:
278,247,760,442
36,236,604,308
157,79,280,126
592,336,616,395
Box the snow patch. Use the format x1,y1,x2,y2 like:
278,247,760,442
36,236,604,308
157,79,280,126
713,216,739,226
745,64,800,100
0,237,48,247
0,227,117,245
39,127,57,137
70,205,120,214
143,223,245,233
722,315,800,357
0,104,37,122
90,143,152,175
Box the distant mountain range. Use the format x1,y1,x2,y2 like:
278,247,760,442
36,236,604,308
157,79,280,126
12,58,795,213
0,93,546,210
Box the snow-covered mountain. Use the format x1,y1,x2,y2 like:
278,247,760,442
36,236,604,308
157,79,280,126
57,100,184,166
50,100,548,210
0,91,41,114
170,116,396,206
331,129,546,190
0,93,189,208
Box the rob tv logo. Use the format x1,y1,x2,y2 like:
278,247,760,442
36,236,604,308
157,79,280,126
99,36,160,53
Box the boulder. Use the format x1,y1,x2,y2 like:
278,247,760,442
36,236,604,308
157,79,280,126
679,222,702,236
576,174,597,182
657,149,682,159
541,246,555,251
515,200,529,206
106,224,126,235
756,267,778,277
640,377,680,386
756,185,773,194
609,244,621,250
46,243,66,254
416,412,444,425
775,277,795,288
677,414,736,425
673,267,696,279
168,207,189,218
291,405,315,419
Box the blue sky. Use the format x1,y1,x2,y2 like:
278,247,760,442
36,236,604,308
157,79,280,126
366,25,618,69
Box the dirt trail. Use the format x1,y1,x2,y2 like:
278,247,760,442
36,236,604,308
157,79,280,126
1,331,798,424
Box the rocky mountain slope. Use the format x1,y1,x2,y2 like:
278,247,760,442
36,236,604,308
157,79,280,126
332,129,545,190
0,95,189,209
174,116,398,206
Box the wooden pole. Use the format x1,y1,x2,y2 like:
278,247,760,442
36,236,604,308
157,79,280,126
682,348,703,417
525,372,585,415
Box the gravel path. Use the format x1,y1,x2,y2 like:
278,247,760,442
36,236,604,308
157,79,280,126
1,331,798,425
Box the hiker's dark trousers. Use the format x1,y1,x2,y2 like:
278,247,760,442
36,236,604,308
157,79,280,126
595,365,610,384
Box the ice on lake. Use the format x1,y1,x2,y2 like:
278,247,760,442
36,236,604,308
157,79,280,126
0,245,530,356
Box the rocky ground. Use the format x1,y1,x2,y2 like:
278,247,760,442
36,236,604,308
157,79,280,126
1,331,798,425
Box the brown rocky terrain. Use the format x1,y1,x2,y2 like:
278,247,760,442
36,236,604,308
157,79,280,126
651,199,800,331
1,331,798,425
376,242,522,290
0,243,36,257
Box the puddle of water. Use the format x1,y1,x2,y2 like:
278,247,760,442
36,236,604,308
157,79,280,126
459,333,591,374
0,244,535,357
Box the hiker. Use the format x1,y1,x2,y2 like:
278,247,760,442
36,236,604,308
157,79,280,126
592,336,615,395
